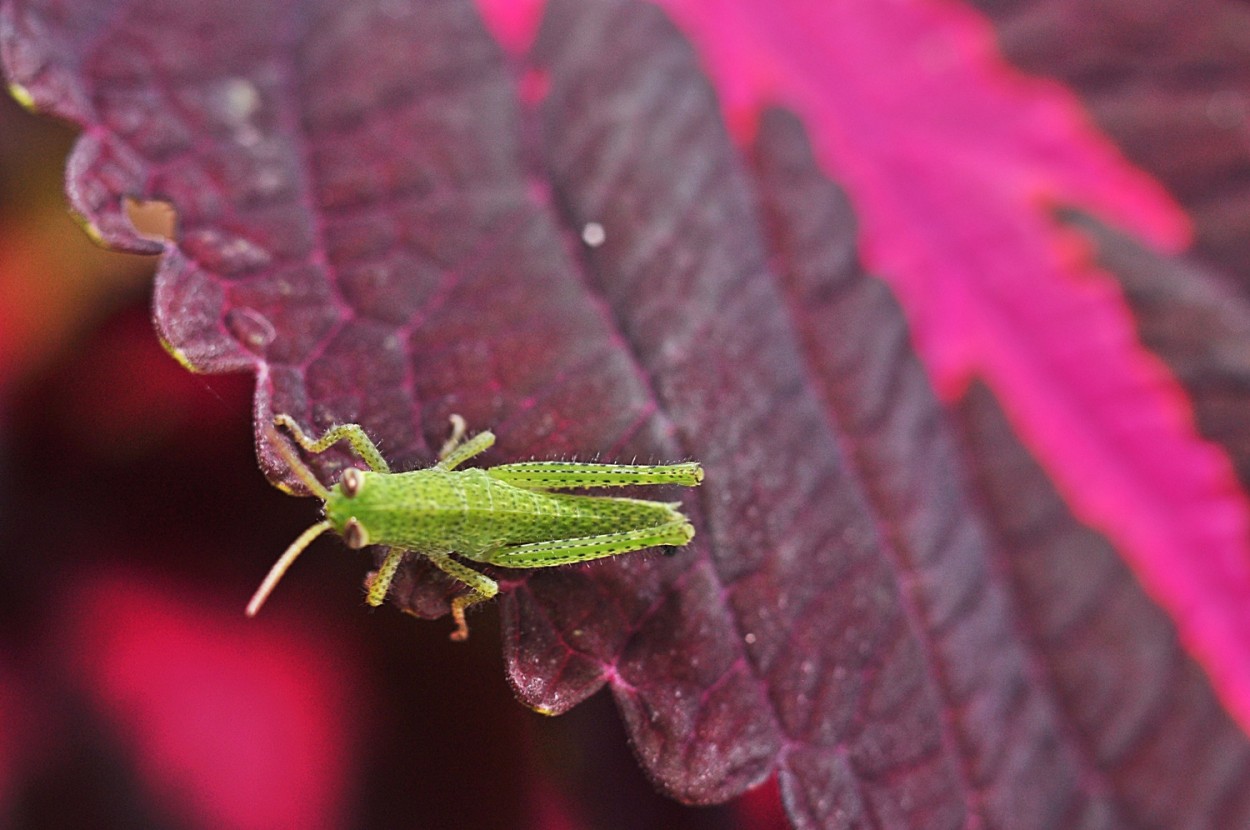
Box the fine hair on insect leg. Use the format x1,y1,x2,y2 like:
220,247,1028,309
266,418,330,500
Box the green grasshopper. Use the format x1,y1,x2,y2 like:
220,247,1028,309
247,414,703,640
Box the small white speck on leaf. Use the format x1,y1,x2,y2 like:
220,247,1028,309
218,78,261,123
581,222,606,247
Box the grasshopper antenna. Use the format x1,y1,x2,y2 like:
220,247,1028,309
247,520,333,616
247,418,334,615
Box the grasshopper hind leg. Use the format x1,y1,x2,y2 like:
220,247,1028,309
486,461,703,490
487,520,695,568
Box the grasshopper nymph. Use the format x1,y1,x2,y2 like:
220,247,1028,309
248,414,703,640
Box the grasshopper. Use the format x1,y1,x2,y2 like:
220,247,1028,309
248,414,703,640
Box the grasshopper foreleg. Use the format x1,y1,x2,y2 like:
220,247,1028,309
366,546,408,607
274,414,391,473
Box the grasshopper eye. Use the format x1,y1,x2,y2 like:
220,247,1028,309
343,518,370,549
341,468,364,497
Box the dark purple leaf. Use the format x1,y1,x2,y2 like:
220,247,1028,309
963,3,1250,704
6,0,1250,828
968,0,1250,279
956,381,1250,826
748,106,1250,828
4,0,789,807
651,0,1250,741
752,108,1094,827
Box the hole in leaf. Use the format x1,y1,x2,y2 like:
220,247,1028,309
124,197,177,241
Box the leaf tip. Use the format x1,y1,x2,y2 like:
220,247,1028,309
68,208,110,249
157,335,201,374
6,82,36,112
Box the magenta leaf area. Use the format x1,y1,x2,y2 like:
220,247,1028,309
643,0,1250,751
477,0,1250,751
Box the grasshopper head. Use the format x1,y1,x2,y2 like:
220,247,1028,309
324,467,380,550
